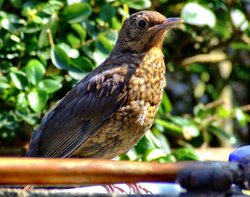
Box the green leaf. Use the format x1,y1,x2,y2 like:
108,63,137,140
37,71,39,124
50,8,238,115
51,45,71,70
231,42,250,51
1,18,15,33
187,64,208,74
208,126,236,144
0,0,4,8
125,0,151,10
158,92,172,115
181,2,216,28
62,2,91,23
67,33,81,48
71,23,87,41
169,116,199,139
57,43,79,58
82,19,98,38
235,108,247,127
38,14,58,47
24,59,45,85
15,108,37,125
10,71,27,90
97,33,114,53
172,148,199,161
28,89,48,112
145,149,166,161
0,76,10,90
111,16,122,30
16,92,29,108
230,9,249,31
155,119,183,137
134,134,156,156
41,1,64,15
38,79,62,93
154,155,176,163
93,49,109,65
182,125,200,139
68,71,87,80
100,4,116,22
216,106,231,118
10,0,22,8
71,56,94,72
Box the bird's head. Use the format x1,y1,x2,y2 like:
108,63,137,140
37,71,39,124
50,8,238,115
112,11,184,54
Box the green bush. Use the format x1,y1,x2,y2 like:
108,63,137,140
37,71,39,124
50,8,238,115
0,0,249,161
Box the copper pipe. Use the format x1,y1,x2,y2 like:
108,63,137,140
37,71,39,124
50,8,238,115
0,158,200,185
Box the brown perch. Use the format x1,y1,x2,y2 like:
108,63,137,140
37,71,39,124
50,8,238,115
0,158,206,185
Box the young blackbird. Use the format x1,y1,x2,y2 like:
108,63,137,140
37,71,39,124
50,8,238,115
26,11,183,159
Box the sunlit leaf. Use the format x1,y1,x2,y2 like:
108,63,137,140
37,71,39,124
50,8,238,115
28,89,48,112
71,23,87,41
230,9,249,31
0,76,10,90
181,2,216,28
216,106,231,118
183,125,200,140
1,18,15,33
16,92,28,108
235,108,247,127
10,71,27,90
145,149,166,161
68,71,87,80
57,43,79,58
93,49,109,65
38,79,62,93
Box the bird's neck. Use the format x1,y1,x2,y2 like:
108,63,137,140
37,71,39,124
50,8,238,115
111,41,163,57
111,33,165,56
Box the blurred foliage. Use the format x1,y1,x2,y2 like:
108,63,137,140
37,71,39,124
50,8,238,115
0,0,249,161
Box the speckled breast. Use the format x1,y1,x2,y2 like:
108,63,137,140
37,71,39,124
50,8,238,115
73,47,166,159
113,47,166,155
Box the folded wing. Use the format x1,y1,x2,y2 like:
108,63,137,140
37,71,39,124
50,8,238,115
26,63,136,158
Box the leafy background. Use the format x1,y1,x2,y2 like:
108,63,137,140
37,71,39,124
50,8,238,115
0,0,249,161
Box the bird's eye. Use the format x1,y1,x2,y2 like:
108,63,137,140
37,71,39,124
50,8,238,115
137,19,148,28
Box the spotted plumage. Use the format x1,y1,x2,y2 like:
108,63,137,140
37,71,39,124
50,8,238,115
26,11,183,158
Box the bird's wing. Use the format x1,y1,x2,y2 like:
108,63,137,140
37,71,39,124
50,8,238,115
26,63,136,158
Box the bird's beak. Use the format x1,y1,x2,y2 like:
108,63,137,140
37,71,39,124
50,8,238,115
160,18,184,30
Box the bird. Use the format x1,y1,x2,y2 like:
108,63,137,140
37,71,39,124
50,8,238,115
25,11,183,159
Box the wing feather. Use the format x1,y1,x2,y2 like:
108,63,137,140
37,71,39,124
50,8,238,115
26,62,136,158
